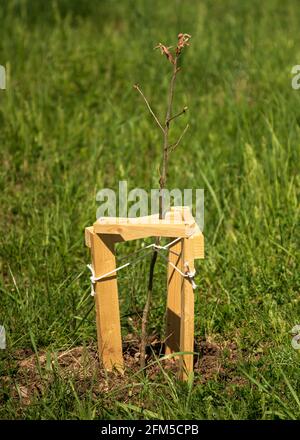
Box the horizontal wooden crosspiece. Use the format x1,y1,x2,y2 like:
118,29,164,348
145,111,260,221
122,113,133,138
85,208,204,259
93,214,194,241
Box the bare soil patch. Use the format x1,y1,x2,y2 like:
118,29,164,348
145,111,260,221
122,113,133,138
1,337,248,406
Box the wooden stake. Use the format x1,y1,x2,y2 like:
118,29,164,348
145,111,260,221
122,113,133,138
165,238,183,356
90,232,124,372
179,237,195,380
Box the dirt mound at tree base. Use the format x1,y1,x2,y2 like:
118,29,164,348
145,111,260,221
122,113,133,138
0,337,248,406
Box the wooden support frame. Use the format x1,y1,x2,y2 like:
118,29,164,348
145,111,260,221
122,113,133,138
85,206,204,379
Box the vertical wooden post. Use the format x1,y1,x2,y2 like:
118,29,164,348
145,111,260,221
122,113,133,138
179,237,195,380
90,232,124,372
165,238,183,356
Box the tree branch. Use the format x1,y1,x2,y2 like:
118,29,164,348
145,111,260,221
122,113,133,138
168,123,189,153
159,58,179,202
167,106,188,124
133,84,164,133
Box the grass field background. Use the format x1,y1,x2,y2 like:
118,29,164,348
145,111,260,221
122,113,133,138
0,0,300,419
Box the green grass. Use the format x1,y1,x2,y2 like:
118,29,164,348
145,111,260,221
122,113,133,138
0,0,300,420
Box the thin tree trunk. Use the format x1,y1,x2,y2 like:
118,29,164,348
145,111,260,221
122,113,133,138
140,242,158,369
137,33,191,370
140,61,178,370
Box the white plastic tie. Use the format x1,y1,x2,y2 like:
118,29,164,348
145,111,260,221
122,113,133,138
174,262,197,290
158,255,198,290
87,262,130,296
184,264,197,290
145,236,182,251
